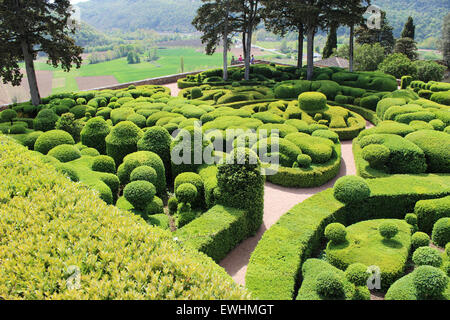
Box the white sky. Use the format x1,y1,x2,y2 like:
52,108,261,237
71,0,89,4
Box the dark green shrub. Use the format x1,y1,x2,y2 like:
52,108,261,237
70,105,96,119
379,222,399,239
378,53,416,79
105,121,143,165
413,266,448,298
362,144,390,169
55,163,80,182
432,217,450,247
430,91,450,106
345,263,369,286
80,117,110,154
296,154,312,168
333,176,371,204
335,95,349,104
415,196,450,234
48,144,81,163
55,113,84,142
80,147,100,157
315,271,345,298
127,113,146,128
191,88,203,99
325,223,347,244
22,131,42,150
413,246,443,267
123,181,156,210
429,119,445,131
137,126,172,178
174,172,205,208
400,76,412,89
0,109,17,125
405,213,418,226
411,232,430,250
33,109,59,132
298,92,328,114
360,95,380,111
168,197,178,215
34,130,75,155
176,183,198,204
92,155,116,173
9,124,26,134
130,165,157,184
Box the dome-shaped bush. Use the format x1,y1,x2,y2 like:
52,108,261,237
146,196,164,215
9,124,26,134
174,172,204,208
33,109,59,132
333,176,371,204
127,113,147,128
432,217,450,247
325,223,347,244
105,121,143,166
176,183,198,204
130,166,157,184
80,147,100,157
98,172,120,200
312,129,340,143
413,266,448,298
80,117,111,154
0,109,17,125
298,92,328,114
55,163,79,182
411,232,430,250
405,213,418,226
48,144,81,163
345,263,369,286
168,197,178,215
22,131,42,150
34,130,75,155
137,126,172,175
412,246,443,267
379,222,399,239
296,154,312,168
92,155,116,173
362,144,391,169
123,181,156,210
315,271,345,298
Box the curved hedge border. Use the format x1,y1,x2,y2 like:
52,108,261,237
245,175,450,300
0,136,249,300
328,101,381,126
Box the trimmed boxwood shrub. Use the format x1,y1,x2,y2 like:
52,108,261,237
415,196,450,234
379,222,399,239
22,131,43,150
105,121,143,166
432,217,450,247
324,223,347,244
431,91,450,106
80,117,111,155
176,183,198,204
360,95,380,111
315,271,345,298
413,266,448,298
137,126,172,178
0,109,17,125
123,181,156,210
298,92,328,114
80,147,100,157
48,144,81,163
345,263,369,286
362,144,390,169
9,124,26,134
412,246,443,267
411,232,430,250
34,130,75,155
92,155,116,174
168,197,178,215
333,176,371,204
33,109,59,132
130,166,157,185
174,172,205,208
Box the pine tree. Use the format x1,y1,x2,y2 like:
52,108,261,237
355,10,395,54
394,37,418,60
401,16,415,40
0,0,83,106
322,22,338,59
443,13,450,67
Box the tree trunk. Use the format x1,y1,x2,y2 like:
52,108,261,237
306,27,315,81
223,3,229,81
21,40,40,106
349,24,354,72
297,25,304,68
244,27,252,80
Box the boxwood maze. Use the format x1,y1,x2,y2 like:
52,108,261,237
1,65,450,300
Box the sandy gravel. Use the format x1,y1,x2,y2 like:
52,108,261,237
76,75,118,91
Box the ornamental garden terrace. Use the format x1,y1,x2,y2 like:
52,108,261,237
1,63,450,300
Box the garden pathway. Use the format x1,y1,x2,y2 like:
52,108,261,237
164,83,374,286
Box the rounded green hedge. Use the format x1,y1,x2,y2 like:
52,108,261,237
411,232,430,250
80,147,101,157
22,131,43,150
48,144,82,163
432,217,450,247
92,155,116,174
174,172,204,208
345,263,369,286
33,109,59,132
130,166,157,185
298,92,328,114
333,176,371,204
176,183,198,204
413,247,443,268
413,266,448,298
34,130,75,155
315,271,345,298
137,126,172,177
362,144,390,169
379,222,399,239
123,181,156,210
105,121,143,166
324,223,347,244
80,117,111,155
296,154,312,168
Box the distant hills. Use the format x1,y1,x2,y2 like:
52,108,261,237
76,0,449,41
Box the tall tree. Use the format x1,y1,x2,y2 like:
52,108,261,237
355,10,395,54
401,16,415,40
233,0,263,80
322,21,338,59
443,13,450,67
262,0,306,68
0,0,83,106
394,37,418,60
192,0,237,81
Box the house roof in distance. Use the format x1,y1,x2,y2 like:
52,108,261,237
314,57,349,68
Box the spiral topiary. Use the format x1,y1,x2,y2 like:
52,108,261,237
123,181,156,210
325,223,347,244
176,183,198,204
80,117,111,154
333,176,371,204
48,144,82,163
379,222,399,239
413,266,448,299
412,246,443,268
345,263,369,286
34,130,75,155
315,271,345,298
432,217,450,247
92,155,116,174
130,166,157,185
